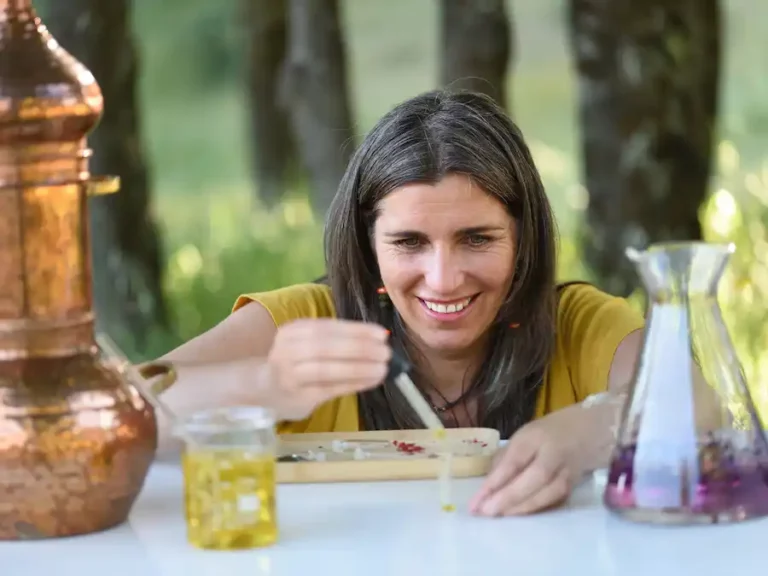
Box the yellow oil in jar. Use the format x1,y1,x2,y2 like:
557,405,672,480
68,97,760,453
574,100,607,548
182,448,278,550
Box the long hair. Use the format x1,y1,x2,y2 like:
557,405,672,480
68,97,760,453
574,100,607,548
324,90,558,439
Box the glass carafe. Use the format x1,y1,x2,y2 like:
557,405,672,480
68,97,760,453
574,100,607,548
604,241,768,524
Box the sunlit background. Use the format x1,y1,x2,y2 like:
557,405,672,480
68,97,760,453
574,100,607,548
44,1,768,413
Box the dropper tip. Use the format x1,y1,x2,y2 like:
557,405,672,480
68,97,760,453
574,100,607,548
625,246,643,263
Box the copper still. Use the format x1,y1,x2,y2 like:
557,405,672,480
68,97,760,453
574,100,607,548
0,0,175,539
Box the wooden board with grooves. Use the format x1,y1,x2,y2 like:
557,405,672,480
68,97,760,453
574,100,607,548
276,427,500,484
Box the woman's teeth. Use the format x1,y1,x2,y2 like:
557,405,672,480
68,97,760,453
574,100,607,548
423,297,473,314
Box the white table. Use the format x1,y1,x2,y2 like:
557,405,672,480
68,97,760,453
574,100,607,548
3,462,766,576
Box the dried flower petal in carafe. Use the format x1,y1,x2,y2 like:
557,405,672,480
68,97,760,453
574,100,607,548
604,242,768,524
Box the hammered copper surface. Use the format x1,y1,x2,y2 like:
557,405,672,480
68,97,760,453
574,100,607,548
0,0,169,540
0,353,158,539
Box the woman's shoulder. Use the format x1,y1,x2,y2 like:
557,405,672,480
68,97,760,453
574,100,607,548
555,281,642,331
232,282,336,327
548,281,644,400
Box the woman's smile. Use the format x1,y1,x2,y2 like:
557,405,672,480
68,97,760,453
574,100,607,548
418,294,478,322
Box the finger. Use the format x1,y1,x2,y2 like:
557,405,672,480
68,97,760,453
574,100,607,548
498,467,571,516
284,319,390,342
477,455,563,517
292,360,389,385
469,435,537,513
285,336,393,364
489,446,505,468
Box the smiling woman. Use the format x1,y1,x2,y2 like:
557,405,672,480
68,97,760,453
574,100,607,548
370,176,523,427
156,90,645,517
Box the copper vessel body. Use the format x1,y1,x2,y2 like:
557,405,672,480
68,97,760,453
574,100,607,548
0,0,173,539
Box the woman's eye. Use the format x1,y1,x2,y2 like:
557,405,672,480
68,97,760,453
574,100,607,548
467,234,491,247
393,237,421,248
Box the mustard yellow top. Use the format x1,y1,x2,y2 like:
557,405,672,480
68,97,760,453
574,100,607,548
233,283,644,434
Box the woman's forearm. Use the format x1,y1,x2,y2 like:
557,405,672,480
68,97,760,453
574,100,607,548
550,392,628,477
563,378,724,479
150,357,274,457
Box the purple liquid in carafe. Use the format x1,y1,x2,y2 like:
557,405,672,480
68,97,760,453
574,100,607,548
605,439,768,523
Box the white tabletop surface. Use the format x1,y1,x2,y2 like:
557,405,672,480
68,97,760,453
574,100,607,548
3,461,766,576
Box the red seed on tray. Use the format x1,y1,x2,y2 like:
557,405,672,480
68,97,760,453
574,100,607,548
392,440,425,454
465,438,488,448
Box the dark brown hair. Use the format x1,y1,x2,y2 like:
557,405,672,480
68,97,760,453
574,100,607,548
324,90,558,439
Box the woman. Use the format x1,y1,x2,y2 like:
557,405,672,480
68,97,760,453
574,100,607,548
159,90,645,517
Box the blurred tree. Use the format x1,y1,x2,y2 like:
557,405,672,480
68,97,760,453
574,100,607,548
439,0,512,109
569,0,721,296
242,0,299,209
281,0,354,215
43,0,169,354
195,3,245,86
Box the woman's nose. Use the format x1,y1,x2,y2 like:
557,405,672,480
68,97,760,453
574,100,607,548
424,249,463,294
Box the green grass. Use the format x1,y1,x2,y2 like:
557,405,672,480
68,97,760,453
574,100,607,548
126,0,768,421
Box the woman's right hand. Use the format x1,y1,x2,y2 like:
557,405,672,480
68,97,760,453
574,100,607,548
265,318,392,421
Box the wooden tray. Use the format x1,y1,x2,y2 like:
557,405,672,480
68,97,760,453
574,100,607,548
276,427,500,484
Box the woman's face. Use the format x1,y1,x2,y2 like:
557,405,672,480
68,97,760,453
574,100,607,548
373,174,517,355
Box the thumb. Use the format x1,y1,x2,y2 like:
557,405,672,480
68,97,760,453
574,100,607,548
469,434,537,512
490,444,506,468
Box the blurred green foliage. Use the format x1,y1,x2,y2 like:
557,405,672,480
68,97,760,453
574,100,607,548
700,143,768,422
37,0,768,415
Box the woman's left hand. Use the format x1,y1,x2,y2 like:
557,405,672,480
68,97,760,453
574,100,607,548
468,417,579,517
467,330,643,517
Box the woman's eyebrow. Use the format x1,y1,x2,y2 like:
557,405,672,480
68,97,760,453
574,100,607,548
383,225,506,239
457,226,506,235
382,230,426,239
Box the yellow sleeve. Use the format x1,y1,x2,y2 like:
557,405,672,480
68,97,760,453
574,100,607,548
557,284,644,400
232,283,336,327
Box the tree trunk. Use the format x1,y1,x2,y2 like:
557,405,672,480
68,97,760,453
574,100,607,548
568,0,721,296
281,0,354,216
243,0,298,209
439,0,512,109
43,0,168,356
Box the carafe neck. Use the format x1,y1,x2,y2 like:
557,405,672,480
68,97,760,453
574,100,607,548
630,242,733,302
